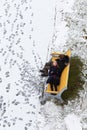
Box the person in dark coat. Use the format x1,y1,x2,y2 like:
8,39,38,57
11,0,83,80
40,54,69,77
46,61,60,91
40,59,52,76
56,55,69,77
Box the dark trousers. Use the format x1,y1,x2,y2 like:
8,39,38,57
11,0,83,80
47,76,60,91
50,84,57,91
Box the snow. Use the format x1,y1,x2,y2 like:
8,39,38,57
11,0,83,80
0,0,57,129
0,0,86,130
65,114,82,130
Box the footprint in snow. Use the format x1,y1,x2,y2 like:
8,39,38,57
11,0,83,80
0,78,2,83
5,71,10,78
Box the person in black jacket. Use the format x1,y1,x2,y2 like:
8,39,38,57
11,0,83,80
56,55,69,77
40,54,69,77
40,59,52,76
46,60,60,91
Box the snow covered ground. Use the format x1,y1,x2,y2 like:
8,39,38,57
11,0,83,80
65,114,82,130
0,0,87,130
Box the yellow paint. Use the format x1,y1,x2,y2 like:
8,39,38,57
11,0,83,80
45,49,71,94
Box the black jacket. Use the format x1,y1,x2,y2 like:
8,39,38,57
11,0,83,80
48,66,61,77
56,55,69,75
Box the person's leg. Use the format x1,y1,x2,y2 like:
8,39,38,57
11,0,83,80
47,77,53,91
40,60,51,73
50,83,53,91
50,76,54,91
54,77,60,91
54,84,57,91
53,81,57,91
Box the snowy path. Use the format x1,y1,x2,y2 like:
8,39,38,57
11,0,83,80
0,0,86,130
0,0,57,130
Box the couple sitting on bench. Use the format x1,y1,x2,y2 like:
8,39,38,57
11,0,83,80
40,54,69,91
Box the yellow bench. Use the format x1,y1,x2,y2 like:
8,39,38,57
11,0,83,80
45,49,71,95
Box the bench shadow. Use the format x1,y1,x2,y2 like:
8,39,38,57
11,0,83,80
62,56,84,101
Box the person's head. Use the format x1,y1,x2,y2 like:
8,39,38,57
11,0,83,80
59,54,65,59
52,60,58,66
